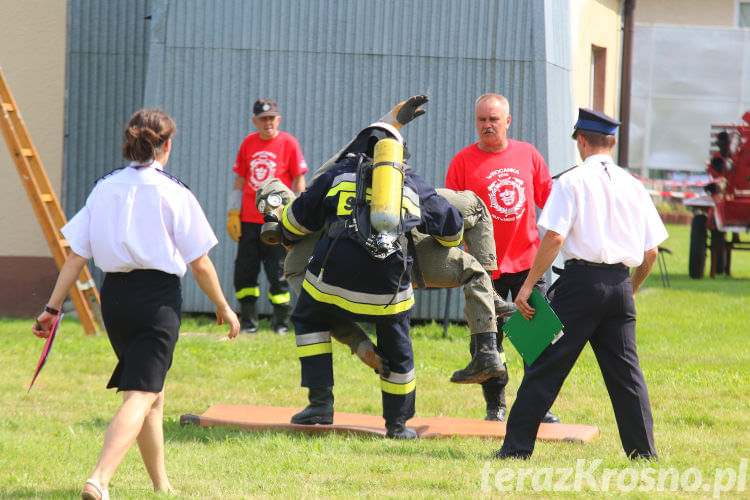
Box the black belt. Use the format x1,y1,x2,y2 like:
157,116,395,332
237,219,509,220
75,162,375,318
564,259,626,270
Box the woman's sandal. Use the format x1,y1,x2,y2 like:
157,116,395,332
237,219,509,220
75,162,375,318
82,478,110,500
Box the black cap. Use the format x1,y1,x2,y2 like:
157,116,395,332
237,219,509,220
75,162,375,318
253,98,280,118
573,108,620,137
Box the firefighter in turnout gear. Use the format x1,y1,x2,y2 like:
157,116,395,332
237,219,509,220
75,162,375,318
281,124,463,439
257,96,513,392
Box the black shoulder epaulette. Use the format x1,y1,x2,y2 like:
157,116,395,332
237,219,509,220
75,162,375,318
552,165,578,180
94,165,190,191
94,167,127,185
154,168,190,190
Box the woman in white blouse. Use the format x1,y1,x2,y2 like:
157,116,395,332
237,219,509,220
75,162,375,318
32,108,239,500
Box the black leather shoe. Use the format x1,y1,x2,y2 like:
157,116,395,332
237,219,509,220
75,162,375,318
240,322,258,335
385,422,417,439
494,449,531,460
542,410,560,424
291,387,334,425
273,324,289,336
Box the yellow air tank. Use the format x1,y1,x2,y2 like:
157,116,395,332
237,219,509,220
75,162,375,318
370,138,404,233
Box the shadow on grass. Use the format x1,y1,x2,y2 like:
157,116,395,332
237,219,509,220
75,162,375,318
1,487,78,499
162,418,475,460
74,417,109,431
657,272,749,295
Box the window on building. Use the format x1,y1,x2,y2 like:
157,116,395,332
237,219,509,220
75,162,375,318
740,1,750,27
591,45,606,111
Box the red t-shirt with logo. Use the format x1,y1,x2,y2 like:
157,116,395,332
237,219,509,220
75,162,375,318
233,131,308,223
446,139,552,277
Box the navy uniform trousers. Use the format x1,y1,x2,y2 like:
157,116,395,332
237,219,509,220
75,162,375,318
234,222,290,307
499,264,657,459
292,288,416,425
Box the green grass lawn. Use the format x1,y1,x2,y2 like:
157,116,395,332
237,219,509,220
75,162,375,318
1,224,749,499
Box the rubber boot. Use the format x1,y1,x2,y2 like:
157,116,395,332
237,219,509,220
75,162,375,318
385,421,417,439
239,300,258,334
291,387,334,425
482,377,507,421
450,332,506,384
271,302,291,336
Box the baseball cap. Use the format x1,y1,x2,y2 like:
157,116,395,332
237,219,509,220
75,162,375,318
253,98,280,118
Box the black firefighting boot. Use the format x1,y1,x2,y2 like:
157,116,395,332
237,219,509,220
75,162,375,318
385,421,417,439
291,387,334,425
482,376,508,421
271,302,292,336
239,299,258,334
493,288,518,318
450,332,506,384
481,376,561,423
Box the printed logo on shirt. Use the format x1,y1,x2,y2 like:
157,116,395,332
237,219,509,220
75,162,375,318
486,169,526,222
248,151,278,190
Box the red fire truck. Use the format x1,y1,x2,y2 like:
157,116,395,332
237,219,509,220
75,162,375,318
685,112,750,278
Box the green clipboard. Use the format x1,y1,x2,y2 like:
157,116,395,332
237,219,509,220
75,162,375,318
502,289,563,365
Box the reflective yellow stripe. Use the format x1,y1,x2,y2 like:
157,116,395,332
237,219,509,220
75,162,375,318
302,279,414,316
304,269,413,305
297,342,333,358
381,378,416,395
236,287,259,299
296,331,331,346
401,196,420,218
500,351,506,364
434,228,464,247
269,292,291,304
326,180,359,198
281,203,306,236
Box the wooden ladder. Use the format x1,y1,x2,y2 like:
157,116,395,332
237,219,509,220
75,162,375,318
0,67,102,334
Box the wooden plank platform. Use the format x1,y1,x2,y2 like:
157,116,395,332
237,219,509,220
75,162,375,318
180,405,600,443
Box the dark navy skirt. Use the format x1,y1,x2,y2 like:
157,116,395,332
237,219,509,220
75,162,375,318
100,269,182,392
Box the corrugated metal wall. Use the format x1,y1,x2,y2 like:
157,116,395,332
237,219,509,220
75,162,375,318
64,0,573,321
64,0,154,286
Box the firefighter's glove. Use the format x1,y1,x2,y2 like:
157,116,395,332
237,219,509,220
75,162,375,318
380,95,429,130
226,189,243,242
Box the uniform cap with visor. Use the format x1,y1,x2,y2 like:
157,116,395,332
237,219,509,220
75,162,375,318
572,108,620,138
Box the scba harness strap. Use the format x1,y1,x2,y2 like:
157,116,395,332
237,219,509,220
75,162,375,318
321,153,424,305
328,153,409,261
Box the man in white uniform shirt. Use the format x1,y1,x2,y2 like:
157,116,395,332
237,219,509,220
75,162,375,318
495,108,667,461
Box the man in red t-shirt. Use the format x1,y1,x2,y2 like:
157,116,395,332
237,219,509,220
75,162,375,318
445,93,559,423
226,98,308,335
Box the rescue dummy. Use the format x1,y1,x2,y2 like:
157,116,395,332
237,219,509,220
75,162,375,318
280,123,463,438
